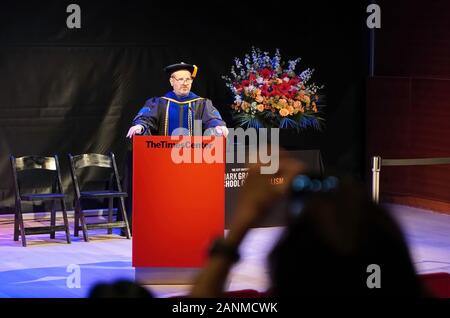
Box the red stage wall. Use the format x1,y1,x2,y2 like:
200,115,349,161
367,1,450,213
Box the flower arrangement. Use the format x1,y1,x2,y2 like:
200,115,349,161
223,47,325,131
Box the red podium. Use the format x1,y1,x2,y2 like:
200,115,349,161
132,136,225,284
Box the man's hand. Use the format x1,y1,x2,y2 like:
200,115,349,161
214,126,229,138
126,124,144,138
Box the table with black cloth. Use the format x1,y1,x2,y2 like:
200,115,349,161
225,146,324,228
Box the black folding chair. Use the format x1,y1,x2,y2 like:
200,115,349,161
10,155,71,247
68,152,131,242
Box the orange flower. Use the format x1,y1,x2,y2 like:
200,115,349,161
287,106,294,114
302,95,310,105
255,95,264,103
279,108,289,117
257,104,265,112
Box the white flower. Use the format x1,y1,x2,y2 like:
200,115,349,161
299,68,314,81
235,58,243,69
231,66,237,78
287,58,301,72
283,77,289,82
256,76,264,84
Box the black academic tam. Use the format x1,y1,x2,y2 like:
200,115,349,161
164,62,198,78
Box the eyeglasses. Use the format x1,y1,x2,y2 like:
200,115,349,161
171,76,193,84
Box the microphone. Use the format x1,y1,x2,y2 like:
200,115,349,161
187,105,196,136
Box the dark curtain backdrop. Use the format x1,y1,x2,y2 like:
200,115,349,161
0,0,368,212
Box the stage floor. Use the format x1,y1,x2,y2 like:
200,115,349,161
0,203,449,298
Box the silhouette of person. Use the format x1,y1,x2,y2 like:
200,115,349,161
89,280,154,298
190,154,426,299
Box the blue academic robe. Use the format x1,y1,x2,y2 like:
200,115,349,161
132,91,225,136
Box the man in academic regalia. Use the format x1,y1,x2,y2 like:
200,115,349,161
122,63,228,235
126,62,228,138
